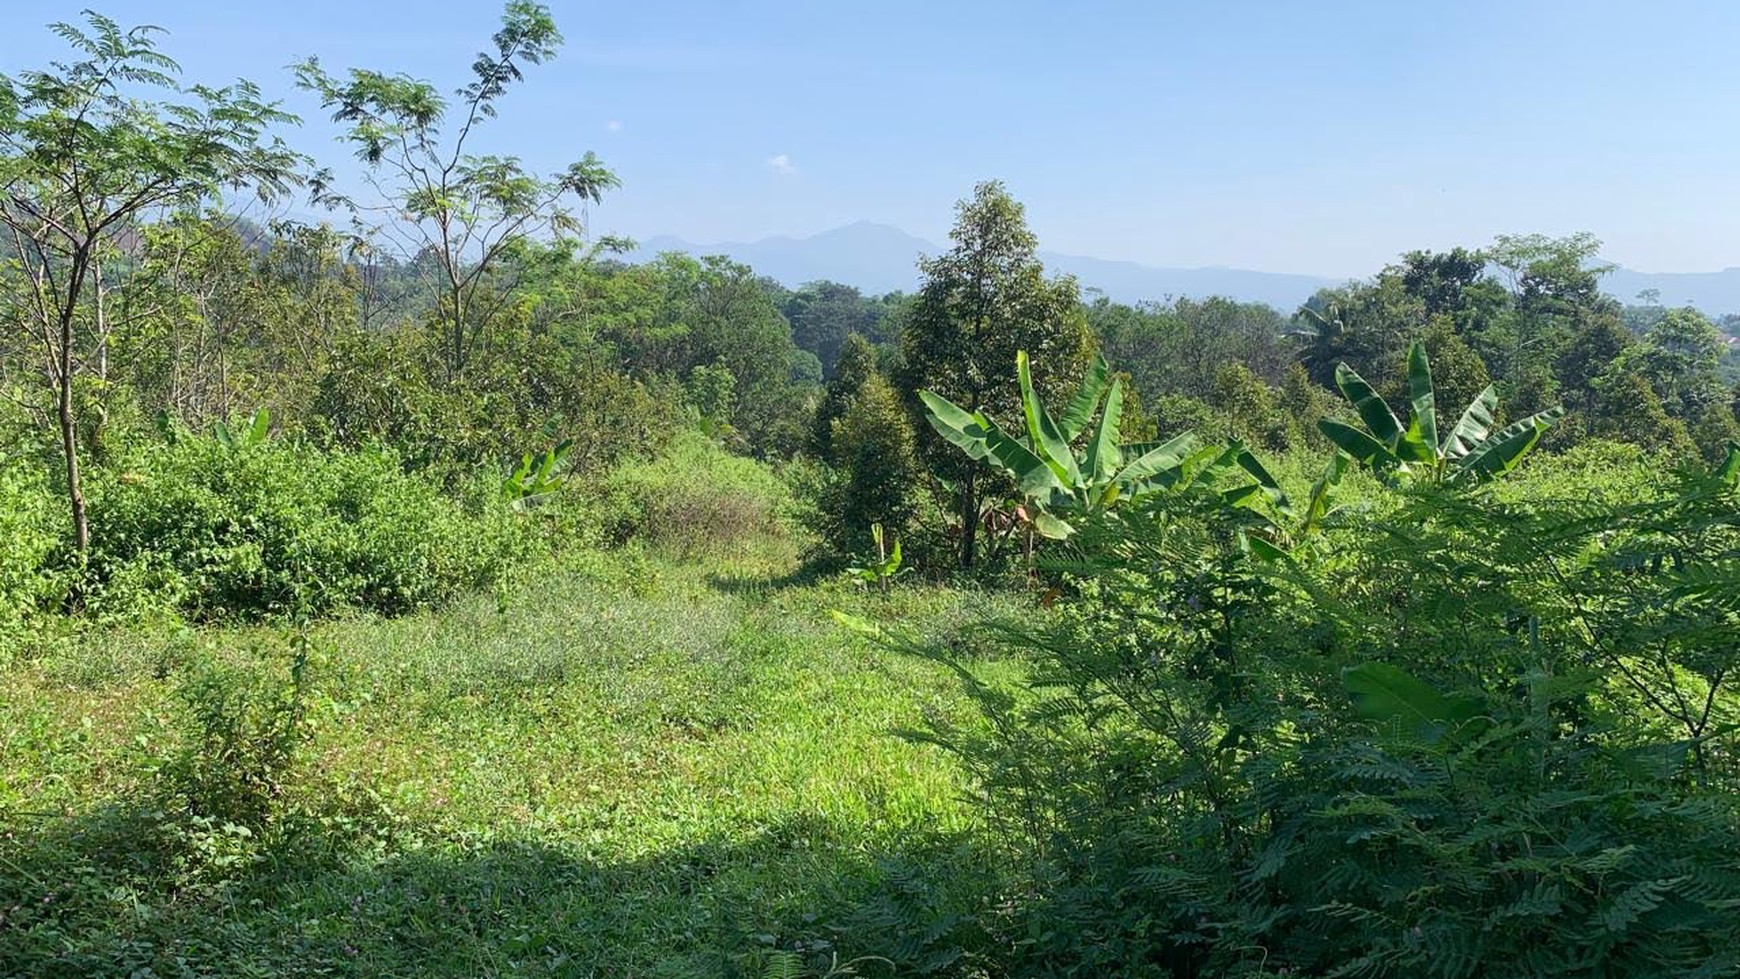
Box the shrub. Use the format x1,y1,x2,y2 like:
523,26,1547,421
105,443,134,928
589,432,798,557
81,434,534,621
0,451,60,642
895,449,1740,976
155,638,315,828
824,373,923,554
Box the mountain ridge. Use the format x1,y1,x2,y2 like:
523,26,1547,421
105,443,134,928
623,222,1740,315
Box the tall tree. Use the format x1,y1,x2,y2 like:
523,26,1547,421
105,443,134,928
897,181,1092,568
294,1,618,379
0,12,301,553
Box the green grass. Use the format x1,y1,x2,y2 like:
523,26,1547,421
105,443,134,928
0,544,1033,978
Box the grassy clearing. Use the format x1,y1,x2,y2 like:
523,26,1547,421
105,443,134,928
0,544,1033,978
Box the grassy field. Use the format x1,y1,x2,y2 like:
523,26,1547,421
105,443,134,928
0,543,1033,978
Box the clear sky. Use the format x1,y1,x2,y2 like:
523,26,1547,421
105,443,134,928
4,0,1738,276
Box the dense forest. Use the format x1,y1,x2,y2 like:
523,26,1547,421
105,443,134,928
3,7,1738,978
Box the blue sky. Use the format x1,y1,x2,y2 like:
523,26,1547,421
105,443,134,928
4,0,1738,275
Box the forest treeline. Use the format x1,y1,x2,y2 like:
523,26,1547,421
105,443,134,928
3,7,1738,618
5,7,1740,978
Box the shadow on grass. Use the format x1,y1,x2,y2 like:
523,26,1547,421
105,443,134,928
705,557,839,597
0,803,1003,979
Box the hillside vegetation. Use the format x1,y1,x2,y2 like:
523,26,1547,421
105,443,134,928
2,7,1737,978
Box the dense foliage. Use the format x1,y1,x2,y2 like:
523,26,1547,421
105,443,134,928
887,444,1740,976
3,6,1740,978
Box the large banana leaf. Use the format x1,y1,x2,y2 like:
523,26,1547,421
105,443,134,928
1440,385,1498,460
971,416,1068,499
919,390,1065,498
1017,351,1082,488
1400,343,1438,464
1318,418,1400,471
1058,354,1111,442
1454,406,1565,482
918,390,998,463
1334,362,1403,448
1345,662,1486,741
1232,442,1290,512
1116,431,1198,487
1084,376,1125,486
1301,452,1348,536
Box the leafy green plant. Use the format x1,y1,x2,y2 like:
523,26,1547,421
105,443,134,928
920,351,1278,539
1320,340,1566,485
211,408,271,452
501,438,573,511
82,434,533,621
846,523,907,592
156,635,316,828
880,443,1740,976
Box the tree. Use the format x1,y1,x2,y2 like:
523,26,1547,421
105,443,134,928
1399,247,1485,318
294,1,619,380
0,12,302,554
898,181,1092,567
1619,307,1724,419
780,280,893,375
811,332,879,460
830,372,921,551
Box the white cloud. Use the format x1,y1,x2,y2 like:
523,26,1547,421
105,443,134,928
606,120,623,132
766,153,796,175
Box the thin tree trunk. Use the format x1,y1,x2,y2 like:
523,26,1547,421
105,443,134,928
55,261,89,556
959,465,977,569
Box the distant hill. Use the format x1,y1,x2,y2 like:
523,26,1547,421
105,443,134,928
1604,267,1740,316
625,222,1345,309
624,223,1740,316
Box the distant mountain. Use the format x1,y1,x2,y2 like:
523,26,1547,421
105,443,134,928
624,223,1740,316
1037,252,1342,312
628,222,936,296
625,222,1345,309
1604,267,1740,316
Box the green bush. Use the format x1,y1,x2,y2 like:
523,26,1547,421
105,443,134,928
155,639,315,828
898,451,1740,977
81,435,534,621
587,432,799,557
0,451,60,642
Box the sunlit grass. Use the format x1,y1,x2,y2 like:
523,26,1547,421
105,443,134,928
0,545,1032,977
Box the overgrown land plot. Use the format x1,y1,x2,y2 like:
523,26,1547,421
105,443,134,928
4,2,1740,977
2,542,1031,977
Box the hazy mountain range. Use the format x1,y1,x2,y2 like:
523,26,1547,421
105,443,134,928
625,222,1740,315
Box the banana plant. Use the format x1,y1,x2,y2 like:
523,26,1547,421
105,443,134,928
921,351,1281,539
501,438,573,512
846,523,907,592
1319,341,1564,486
212,408,271,451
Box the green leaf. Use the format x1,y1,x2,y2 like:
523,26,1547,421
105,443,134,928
1716,441,1740,486
919,390,996,463
1441,385,1498,460
1334,361,1403,447
1345,662,1484,737
1031,510,1075,540
1401,342,1438,464
1455,406,1565,481
1115,432,1198,488
1084,377,1125,485
977,414,1069,498
1302,452,1348,536
1318,419,1400,470
1017,351,1081,487
1058,354,1111,442
1242,532,1289,563
1232,443,1289,512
